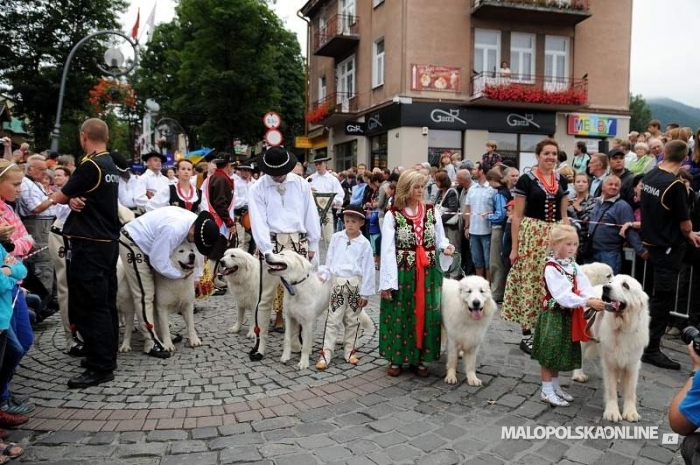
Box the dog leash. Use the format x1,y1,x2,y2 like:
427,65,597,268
249,252,265,361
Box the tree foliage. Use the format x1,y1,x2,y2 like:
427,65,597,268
629,93,652,134
133,0,305,151
0,0,127,153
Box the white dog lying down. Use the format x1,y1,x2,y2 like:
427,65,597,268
572,274,650,422
579,262,614,287
265,251,372,370
219,248,277,338
441,275,497,386
118,240,201,353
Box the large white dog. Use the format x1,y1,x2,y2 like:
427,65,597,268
579,262,614,287
219,248,273,338
266,251,372,370
118,240,201,353
441,275,497,386
572,274,650,422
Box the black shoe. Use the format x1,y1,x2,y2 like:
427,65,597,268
641,350,681,370
67,344,89,357
147,345,172,359
171,334,183,344
212,287,227,296
519,337,533,355
67,370,114,389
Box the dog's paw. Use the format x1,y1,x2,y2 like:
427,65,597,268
118,343,132,353
162,341,176,352
444,369,458,385
189,337,203,348
572,369,589,383
228,324,241,333
246,328,256,339
280,351,291,363
296,359,310,370
603,408,623,423
466,374,483,387
622,409,641,422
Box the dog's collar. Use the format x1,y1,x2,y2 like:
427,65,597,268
280,274,310,296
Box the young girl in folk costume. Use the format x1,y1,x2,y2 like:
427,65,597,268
379,169,455,377
315,205,375,370
532,224,606,407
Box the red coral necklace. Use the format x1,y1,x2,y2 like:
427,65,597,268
534,168,558,195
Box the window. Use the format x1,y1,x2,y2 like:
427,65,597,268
335,140,358,171
373,0,384,7
339,0,356,33
510,33,535,82
372,38,385,88
337,55,356,106
474,29,500,76
318,76,327,101
545,35,569,88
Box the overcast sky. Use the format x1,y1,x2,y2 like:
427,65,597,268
120,0,700,108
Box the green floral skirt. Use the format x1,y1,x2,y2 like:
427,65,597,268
531,307,581,372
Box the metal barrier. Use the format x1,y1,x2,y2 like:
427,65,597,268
624,247,694,320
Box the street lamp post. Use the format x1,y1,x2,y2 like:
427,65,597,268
50,30,139,153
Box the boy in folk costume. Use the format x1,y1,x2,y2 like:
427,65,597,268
315,205,375,370
206,153,236,294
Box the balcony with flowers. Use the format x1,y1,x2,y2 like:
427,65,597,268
470,0,591,26
470,72,588,110
88,78,136,115
313,14,360,58
307,92,359,127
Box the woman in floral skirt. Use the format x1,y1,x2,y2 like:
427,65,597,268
502,138,570,354
379,169,455,377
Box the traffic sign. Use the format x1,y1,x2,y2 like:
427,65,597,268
263,112,281,129
265,128,283,147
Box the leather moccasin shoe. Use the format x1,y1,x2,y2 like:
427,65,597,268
387,365,402,377
641,350,681,370
0,410,29,428
67,370,115,389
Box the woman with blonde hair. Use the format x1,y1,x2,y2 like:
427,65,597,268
379,169,455,377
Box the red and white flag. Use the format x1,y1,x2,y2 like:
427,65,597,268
144,4,156,43
130,8,140,40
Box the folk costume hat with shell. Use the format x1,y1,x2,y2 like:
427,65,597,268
257,146,297,176
342,204,366,222
141,151,167,163
193,211,220,256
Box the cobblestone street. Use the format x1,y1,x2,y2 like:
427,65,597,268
6,288,691,464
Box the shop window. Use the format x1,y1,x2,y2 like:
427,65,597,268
371,134,388,169
428,130,462,167
488,132,551,172
335,140,357,171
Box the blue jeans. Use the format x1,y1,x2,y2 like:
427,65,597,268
469,233,491,270
590,250,622,275
0,287,33,401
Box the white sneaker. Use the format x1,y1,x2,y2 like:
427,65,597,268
540,391,570,407
554,387,574,402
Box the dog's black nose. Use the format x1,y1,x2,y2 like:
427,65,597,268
189,252,196,262
472,300,481,308
603,285,611,292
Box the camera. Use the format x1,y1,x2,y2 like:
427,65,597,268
682,326,700,355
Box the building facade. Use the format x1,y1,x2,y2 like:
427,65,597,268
300,0,632,172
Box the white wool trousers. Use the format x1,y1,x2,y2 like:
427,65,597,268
321,276,362,364
48,221,70,346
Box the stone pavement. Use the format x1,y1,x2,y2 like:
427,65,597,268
7,289,692,464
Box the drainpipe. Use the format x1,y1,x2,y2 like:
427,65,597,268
297,9,312,165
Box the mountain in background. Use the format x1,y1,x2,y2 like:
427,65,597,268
647,98,700,130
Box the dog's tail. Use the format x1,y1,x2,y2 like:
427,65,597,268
359,310,374,331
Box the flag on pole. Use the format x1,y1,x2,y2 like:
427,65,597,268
144,4,156,43
130,8,140,40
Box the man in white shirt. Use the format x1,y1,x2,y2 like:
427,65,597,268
248,147,321,360
464,162,495,280
18,154,58,292
232,161,255,253
118,169,148,214
119,207,220,358
308,154,345,242
140,152,169,199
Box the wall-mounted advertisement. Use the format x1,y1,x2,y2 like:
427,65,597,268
411,64,461,92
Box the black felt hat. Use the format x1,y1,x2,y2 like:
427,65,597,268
257,147,297,176
193,211,220,256
141,151,166,163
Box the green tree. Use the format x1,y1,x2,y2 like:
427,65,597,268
133,0,305,151
629,93,652,134
0,0,127,153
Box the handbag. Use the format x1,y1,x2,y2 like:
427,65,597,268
438,188,460,226
577,200,615,260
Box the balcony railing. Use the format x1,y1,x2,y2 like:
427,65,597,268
313,14,360,57
470,72,588,108
307,92,359,126
471,0,591,25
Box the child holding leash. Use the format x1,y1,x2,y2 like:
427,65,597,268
532,224,606,407
316,205,375,370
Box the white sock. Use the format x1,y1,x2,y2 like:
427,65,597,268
542,381,554,395
551,377,561,391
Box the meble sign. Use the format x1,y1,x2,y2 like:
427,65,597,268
567,114,617,137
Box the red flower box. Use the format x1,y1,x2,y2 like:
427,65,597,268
482,82,586,106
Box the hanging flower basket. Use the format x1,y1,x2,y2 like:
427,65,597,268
88,78,136,114
306,102,336,125
482,82,586,106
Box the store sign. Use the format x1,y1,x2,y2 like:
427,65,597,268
403,103,469,130
365,104,402,137
344,122,366,135
567,114,617,137
411,64,461,92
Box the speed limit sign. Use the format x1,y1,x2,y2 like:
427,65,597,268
263,112,281,129
265,128,283,147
